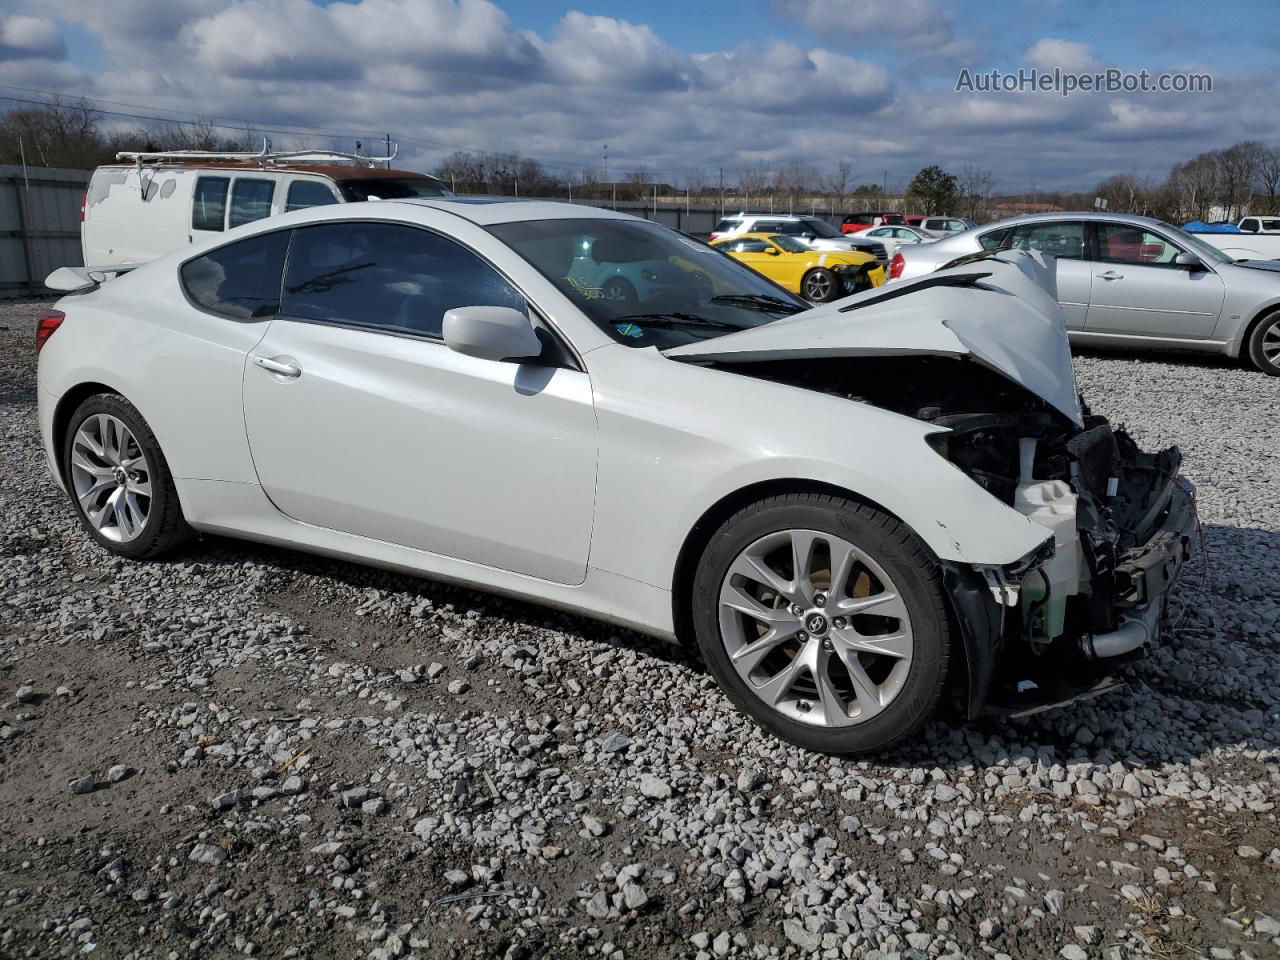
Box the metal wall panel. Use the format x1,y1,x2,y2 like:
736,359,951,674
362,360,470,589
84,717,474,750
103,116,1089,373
0,165,89,296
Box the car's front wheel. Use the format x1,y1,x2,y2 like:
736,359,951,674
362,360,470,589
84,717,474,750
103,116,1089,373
1246,310,1280,376
802,267,839,302
62,393,191,559
692,493,951,754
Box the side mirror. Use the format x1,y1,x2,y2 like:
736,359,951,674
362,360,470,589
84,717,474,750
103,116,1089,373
442,306,542,363
766,247,780,256
1174,251,1205,271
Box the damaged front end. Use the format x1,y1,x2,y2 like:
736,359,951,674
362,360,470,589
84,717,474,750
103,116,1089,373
709,351,1197,718
665,253,1197,718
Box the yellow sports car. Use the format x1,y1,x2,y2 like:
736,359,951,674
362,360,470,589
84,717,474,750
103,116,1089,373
712,232,885,302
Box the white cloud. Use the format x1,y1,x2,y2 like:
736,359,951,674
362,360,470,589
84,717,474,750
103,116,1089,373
774,0,985,64
1025,37,1098,71
0,14,65,60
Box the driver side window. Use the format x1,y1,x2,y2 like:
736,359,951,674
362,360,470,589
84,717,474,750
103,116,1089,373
1094,223,1181,267
280,222,526,338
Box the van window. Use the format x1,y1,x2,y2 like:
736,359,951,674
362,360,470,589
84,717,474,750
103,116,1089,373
280,222,525,339
180,230,290,320
192,177,229,232
286,181,339,211
335,177,450,201
229,179,275,228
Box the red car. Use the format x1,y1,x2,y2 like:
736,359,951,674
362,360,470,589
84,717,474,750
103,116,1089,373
840,211,905,234
903,215,926,228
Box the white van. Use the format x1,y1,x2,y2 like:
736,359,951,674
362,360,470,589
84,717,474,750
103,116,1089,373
82,148,452,266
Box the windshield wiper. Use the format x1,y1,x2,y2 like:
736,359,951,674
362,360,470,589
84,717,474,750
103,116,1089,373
612,312,747,331
708,294,805,314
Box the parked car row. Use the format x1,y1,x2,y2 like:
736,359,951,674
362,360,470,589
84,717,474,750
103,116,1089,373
889,211,1280,375
42,196,1194,755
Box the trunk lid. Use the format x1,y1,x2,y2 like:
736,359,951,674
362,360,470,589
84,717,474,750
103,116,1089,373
667,251,1082,426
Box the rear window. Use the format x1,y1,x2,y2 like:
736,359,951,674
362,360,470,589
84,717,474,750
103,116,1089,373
336,177,450,201
713,219,740,234
192,176,229,231
180,230,290,320
229,178,275,228
286,180,339,211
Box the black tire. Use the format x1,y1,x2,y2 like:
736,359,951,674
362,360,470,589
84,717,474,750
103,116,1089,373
801,267,839,303
1245,310,1280,376
61,393,192,560
691,492,952,755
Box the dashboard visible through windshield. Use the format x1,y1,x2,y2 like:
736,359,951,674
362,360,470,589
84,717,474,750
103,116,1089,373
489,218,808,348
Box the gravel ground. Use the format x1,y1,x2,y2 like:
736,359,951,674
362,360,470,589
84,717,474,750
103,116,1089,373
1,297,1277,960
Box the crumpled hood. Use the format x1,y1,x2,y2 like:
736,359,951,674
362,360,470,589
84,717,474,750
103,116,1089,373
666,250,1083,426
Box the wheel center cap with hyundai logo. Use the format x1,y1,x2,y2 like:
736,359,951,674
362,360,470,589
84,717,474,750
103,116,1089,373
805,612,829,636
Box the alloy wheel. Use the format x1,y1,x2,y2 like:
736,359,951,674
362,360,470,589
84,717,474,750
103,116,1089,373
717,528,914,727
1262,317,1280,369
803,272,832,301
69,413,152,543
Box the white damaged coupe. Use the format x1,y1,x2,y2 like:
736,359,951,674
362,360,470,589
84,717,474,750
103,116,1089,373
37,199,1196,754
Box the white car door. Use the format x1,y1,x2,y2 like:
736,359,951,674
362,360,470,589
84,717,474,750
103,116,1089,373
241,220,599,586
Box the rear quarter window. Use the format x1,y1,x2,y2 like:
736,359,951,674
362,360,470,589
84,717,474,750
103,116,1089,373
180,230,290,320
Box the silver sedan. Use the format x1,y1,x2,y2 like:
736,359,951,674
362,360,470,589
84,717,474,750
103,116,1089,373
892,212,1280,375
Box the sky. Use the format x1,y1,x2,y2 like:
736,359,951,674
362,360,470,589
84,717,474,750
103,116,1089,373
0,0,1277,192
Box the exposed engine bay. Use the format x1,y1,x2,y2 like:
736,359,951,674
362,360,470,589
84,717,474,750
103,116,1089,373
709,353,1197,715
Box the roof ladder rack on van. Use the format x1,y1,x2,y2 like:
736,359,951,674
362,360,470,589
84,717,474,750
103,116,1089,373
115,139,399,170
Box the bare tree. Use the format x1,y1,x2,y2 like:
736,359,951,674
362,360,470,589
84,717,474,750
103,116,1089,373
735,162,771,199
1218,142,1263,221
958,164,994,220
1257,145,1280,214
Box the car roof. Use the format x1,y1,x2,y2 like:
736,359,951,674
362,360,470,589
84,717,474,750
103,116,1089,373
395,197,639,225
973,211,1169,231
724,213,821,221
96,162,446,183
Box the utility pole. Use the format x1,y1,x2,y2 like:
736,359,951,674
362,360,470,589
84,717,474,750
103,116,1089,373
883,170,888,197
719,166,724,216
384,133,392,169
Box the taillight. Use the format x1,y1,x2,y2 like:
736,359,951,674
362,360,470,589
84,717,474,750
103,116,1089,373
889,252,905,280
35,311,65,352
79,191,87,222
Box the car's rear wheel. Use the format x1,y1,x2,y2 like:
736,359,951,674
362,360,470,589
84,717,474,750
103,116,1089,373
692,493,951,754
62,394,191,559
1246,311,1280,376
802,268,839,302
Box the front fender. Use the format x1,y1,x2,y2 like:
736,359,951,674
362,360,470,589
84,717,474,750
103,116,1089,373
583,345,1053,592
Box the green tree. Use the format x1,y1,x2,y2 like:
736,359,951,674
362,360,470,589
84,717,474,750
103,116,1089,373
906,165,960,215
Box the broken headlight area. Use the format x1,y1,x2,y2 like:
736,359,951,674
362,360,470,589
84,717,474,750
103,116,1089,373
717,354,1197,715
923,394,1196,712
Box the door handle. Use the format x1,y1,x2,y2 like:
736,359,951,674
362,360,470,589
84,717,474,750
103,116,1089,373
1095,270,1124,280
252,355,302,378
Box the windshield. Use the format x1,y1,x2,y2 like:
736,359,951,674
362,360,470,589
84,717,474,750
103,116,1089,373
1158,222,1235,264
489,218,808,348
337,177,452,201
768,235,808,253
802,219,842,238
